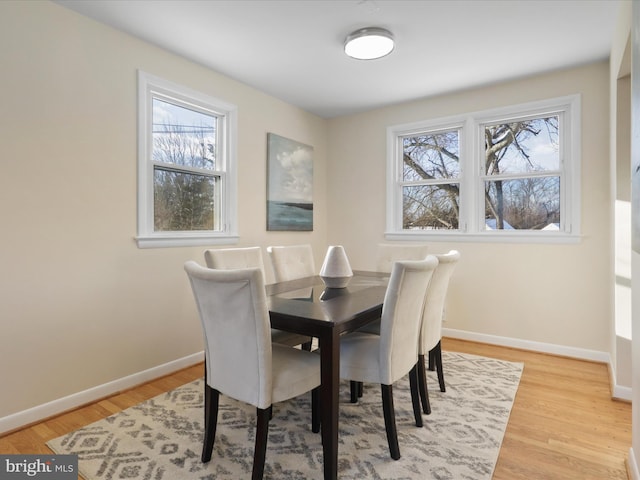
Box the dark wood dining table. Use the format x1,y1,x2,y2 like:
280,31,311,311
266,270,389,480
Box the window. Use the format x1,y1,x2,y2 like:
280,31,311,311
401,126,462,230
387,95,580,243
137,72,237,248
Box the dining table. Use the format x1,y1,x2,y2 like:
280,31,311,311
266,270,389,480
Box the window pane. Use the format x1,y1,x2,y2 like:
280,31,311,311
484,116,559,175
402,130,460,181
403,184,459,230
152,98,217,170
484,176,560,230
154,168,216,231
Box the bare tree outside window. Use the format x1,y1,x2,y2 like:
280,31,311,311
483,116,560,230
401,115,561,231
151,98,220,232
388,96,577,240
402,130,460,229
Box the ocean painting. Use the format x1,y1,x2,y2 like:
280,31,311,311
267,133,313,231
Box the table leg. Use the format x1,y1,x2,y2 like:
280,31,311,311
319,328,339,480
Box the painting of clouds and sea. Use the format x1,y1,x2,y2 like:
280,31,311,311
267,133,313,231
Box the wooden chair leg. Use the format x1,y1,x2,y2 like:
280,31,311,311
311,387,320,433
434,341,446,392
201,384,219,462
409,364,423,427
381,384,401,460
428,348,436,371
252,407,270,480
417,354,431,415
350,381,359,403
302,340,313,351
350,381,364,401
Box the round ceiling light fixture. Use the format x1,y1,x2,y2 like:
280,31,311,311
344,27,394,60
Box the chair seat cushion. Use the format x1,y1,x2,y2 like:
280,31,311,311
339,332,383,384
271,344,320,404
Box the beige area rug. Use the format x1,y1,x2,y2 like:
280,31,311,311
48,351,523,479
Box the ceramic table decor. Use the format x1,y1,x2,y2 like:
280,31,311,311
319,245,353,288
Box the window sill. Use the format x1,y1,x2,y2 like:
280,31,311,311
385,230,582,245
135,233,239,249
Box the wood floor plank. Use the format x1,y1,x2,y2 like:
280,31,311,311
0,340,631,480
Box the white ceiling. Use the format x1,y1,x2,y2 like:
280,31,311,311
55,0,622,118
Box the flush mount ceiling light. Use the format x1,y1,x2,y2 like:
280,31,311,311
344,27,394,60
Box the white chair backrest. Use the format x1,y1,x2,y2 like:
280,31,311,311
378,256,438,384
419,250,461,354
376,244,430,273
204,247,268,284
184,261,273,409
267,244,316,282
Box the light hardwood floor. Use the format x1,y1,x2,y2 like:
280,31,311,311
0,338,631,479
443,338,631,480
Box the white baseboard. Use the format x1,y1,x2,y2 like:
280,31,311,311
442,327,632,401
630,448,639,480
443,327,610,362
609,361,634,402
613,384,633,402
0,351,204,436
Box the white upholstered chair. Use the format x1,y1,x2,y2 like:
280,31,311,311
357,243,430,338
204,247,267,281
204,247,312,349
184,261,320,480
339,256,438,460
417,250,461,414
351,243,429,403
266,244,316,283
375,243,430,273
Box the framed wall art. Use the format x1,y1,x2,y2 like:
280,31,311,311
267,133,313,231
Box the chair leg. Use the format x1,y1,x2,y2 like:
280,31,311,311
417,354,431,415
311,387,320,433
381,384,401,460
302,340,313,351
350,381,359,403
428,348,436,371
409,364,423,427
252,407,270,480
201,384,219,463
350,381,364,401
434,341,446,392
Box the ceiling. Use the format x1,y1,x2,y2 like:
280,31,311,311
55,0,622,118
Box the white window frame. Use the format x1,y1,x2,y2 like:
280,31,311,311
386,95,581,244
136,71,238,248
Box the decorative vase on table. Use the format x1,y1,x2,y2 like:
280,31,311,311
319,245,353,288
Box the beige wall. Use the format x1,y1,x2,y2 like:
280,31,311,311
327,62,612,353
0,1,328,419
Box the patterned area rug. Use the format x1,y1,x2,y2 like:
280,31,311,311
47,351,523,480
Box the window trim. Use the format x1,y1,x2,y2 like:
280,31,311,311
386,95,581,244
136,71,238,248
